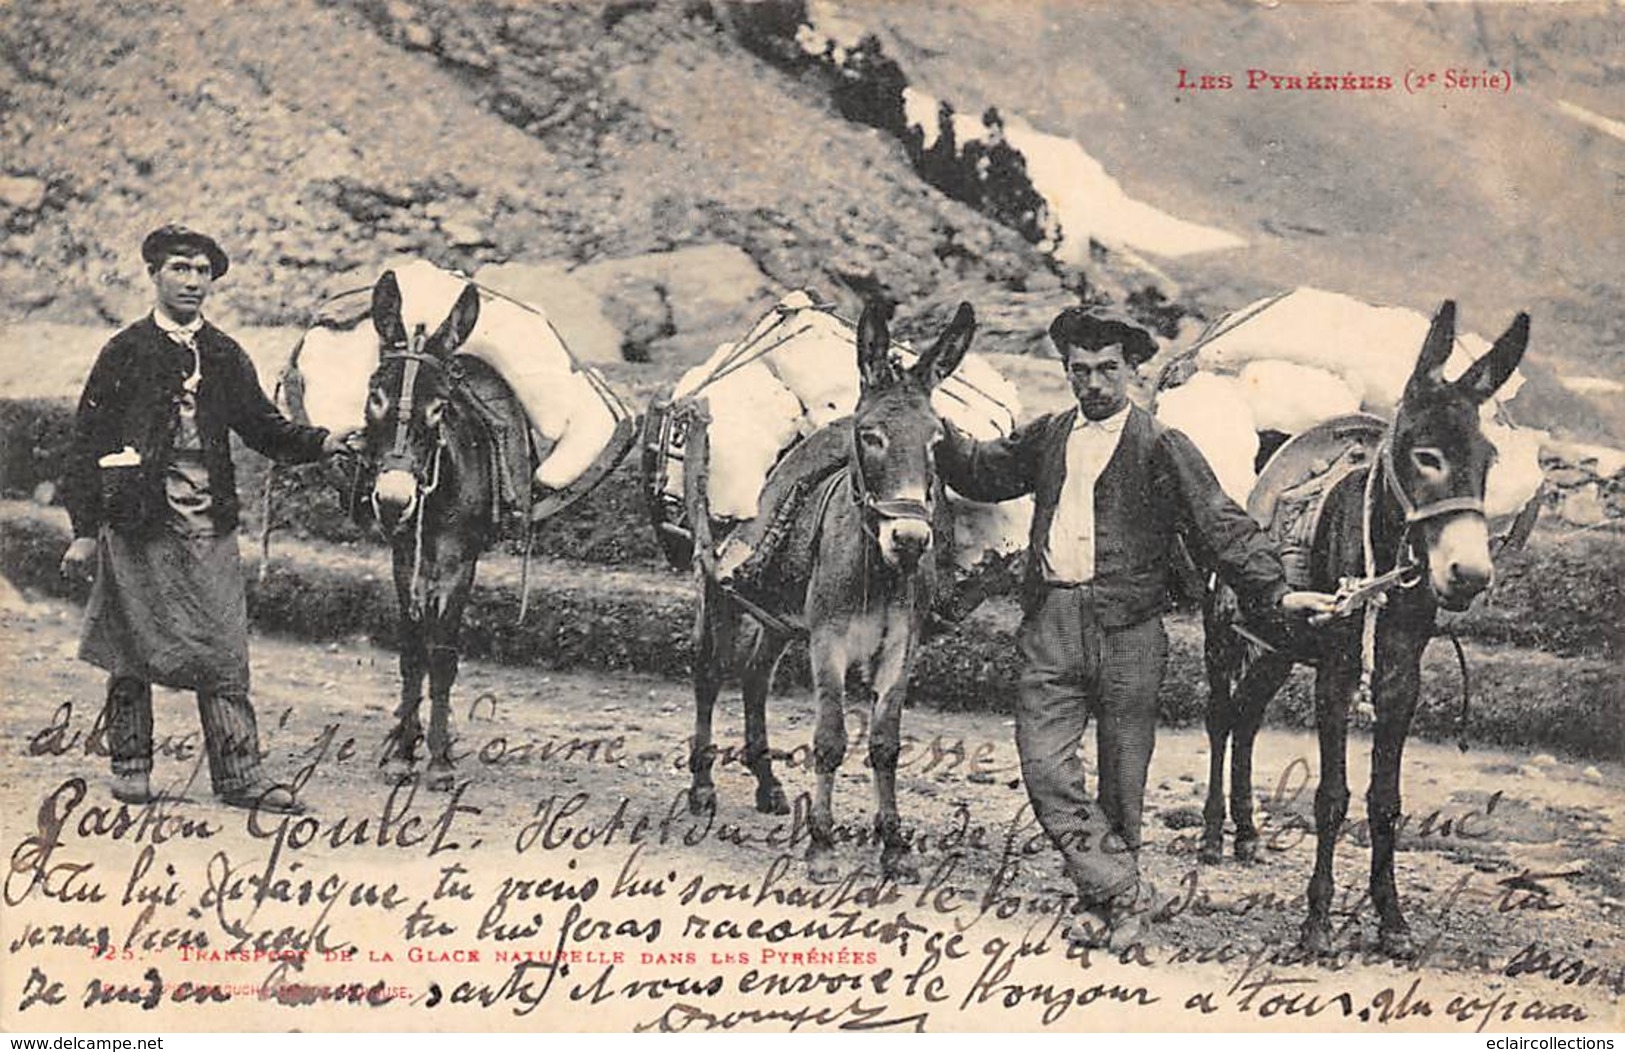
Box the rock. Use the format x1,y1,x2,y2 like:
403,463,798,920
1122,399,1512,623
1022,268,1063,293
0,175,48,213
1558,484,1606,527
439,219,491,248
401,22,436,51
1545,466,1596,488
1517,764,1545,780
1583,766,1603,782
473,260,623,364
570,244,776,364
0,574,30,613
1530,753,1558,767
31,481,56,506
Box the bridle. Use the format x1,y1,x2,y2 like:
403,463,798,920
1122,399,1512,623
846,420,935,548
369,333,453,620
1357,430,1491,603
370,328,451,526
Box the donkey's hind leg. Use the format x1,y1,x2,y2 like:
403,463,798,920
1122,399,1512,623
1228,653,1292,864
689,578,738,816
1200,623,1239,865
1200,593,1247,864
742,626,791,815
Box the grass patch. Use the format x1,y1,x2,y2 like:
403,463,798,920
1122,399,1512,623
5,502,1617,761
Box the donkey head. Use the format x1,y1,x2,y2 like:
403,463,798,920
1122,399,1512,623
851,300,976,571
1390,300,1529,610
363,269,482,530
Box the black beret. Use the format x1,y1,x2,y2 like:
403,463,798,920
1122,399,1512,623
141,224,229,278
1048,306,1157,365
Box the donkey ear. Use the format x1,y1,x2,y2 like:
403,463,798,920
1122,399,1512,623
427,283,482,357
910,302,976,389
1454,312,1529,404
856,300,900,390
371,270,407,350
1406,299,1457,397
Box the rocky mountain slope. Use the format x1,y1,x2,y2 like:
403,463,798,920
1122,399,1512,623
1,0,1618,442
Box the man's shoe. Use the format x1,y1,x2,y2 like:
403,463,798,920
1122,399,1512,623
1064,878,1172,952
111,771,153,805
219,780,307,815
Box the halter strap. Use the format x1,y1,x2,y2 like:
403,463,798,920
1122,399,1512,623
379,331,450,470
847,424,933,525
1379,436,1486,525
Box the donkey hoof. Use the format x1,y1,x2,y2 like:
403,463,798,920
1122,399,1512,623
688,785,717,816
1379,927,1417,961
756,783,790,816
1298,924,1335,958
426,765,456,792
381,758,415,785
882,849,919,884
1198,839,1224,866
805,849,841,885
1234,837,1262,865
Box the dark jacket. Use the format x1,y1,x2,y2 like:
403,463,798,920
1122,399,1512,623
938,404,1289,626
62,315,330,539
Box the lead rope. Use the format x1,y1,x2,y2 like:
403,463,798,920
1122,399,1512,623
518,519,537,624
407,433,446,619
1358,450,1385,711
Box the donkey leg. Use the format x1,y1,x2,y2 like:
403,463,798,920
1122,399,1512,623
1230,655,1292,864
1369,626,1428,959
1200,596,1241,864
689,582,736,816
423,561,476,792
806,632,849,884
1301,655,1355,956
1200,659,1235,866
870,627,920,883
385,557,428,781
743,628,790,816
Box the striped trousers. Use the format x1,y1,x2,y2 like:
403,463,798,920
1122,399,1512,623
103,675,264,794
1016,584,1168,905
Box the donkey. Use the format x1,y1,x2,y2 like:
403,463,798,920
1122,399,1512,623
361,270,493,790
1200,301,1529,956
688,301,976,882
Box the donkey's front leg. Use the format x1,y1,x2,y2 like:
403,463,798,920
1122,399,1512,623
1301,654,1356,956
870,621,920,882
423,556,477,792
385,549,428,782
1369,618,1429,959
806,631,850,884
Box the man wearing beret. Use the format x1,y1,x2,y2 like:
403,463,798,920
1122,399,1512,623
938,306,1335,948
59,225,349,815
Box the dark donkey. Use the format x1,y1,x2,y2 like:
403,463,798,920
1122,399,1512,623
362,270,492,790
688,301,976,882
1200,301,1529,956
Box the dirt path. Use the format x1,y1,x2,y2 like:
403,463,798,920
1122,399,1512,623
2,597,1620,1033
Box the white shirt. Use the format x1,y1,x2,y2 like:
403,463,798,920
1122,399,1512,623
1041,404,1129,584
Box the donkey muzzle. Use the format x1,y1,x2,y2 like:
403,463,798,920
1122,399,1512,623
1428,513,1493,610
878,516,933,571
373,468,419,526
